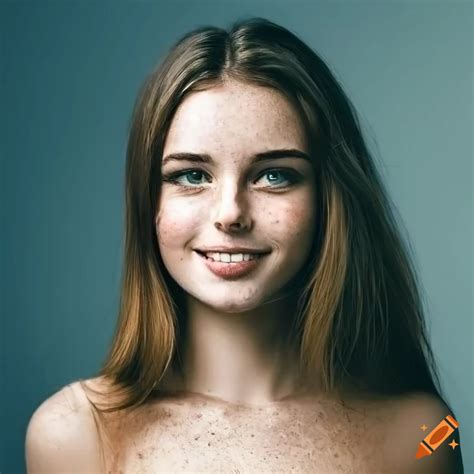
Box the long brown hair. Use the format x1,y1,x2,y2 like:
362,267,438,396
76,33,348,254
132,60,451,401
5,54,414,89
81,16,449,457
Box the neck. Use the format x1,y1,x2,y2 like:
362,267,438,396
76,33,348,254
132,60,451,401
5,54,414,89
162,290,319,406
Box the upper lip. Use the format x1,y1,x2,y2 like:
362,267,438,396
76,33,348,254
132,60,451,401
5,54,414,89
195,246,271,254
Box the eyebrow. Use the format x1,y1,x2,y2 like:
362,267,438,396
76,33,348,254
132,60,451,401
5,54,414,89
161,148,312,166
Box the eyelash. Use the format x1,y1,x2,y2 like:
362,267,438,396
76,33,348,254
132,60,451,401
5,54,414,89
161,168,301,190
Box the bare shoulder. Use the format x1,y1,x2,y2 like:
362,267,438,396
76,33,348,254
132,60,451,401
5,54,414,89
25,379,104,473
378,391,464,474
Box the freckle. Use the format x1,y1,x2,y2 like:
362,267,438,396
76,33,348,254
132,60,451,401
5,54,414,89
334,453,339,458
211,432,215,435
208,441,211,446
251,434,255,437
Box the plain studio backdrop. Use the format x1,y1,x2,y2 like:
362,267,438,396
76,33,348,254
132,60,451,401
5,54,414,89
1,1,472,472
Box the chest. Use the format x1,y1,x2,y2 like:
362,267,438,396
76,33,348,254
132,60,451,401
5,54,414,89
104,399,387,473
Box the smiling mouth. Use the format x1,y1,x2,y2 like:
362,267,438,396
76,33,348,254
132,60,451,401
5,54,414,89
194,250,267,263
194,250,269,279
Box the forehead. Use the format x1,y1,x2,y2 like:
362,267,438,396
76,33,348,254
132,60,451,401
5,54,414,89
163,80,308,155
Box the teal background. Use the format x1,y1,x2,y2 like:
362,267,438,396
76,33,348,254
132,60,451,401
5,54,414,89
1,1,472,472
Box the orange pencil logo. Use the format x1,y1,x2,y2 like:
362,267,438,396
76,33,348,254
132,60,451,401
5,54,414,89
415,415,459,459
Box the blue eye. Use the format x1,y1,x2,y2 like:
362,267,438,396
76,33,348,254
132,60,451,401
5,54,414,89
161,168,301,189
259,170,295,186
174,170,208,186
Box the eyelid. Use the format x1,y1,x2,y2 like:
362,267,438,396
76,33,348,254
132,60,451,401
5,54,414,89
162,167,212,183
162,166,302,188
162,166,300,178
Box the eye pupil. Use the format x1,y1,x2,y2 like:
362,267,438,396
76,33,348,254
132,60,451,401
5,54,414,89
186,171,204,183
268,171,279,181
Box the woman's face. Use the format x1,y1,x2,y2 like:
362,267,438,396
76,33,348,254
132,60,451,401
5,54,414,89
156,79,317,313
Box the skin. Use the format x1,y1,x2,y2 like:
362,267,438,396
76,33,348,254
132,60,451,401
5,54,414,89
155,78,319,407
24,80,462,474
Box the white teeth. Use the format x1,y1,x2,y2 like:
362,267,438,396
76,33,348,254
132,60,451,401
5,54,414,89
203,252,260,262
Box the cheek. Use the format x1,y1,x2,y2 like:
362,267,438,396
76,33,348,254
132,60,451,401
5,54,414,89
155,198,202,249
268,193,316,242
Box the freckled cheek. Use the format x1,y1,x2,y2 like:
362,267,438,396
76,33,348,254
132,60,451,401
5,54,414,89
155,199,203,249
296,205,315,232
267,194,316,243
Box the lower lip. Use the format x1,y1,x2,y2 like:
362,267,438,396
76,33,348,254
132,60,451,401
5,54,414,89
194,251,268,279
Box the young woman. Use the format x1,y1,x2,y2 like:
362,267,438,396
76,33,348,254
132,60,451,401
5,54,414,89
26,17,464,473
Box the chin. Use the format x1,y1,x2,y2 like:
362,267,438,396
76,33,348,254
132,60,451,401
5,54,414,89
208,299,262,314
190,292,264,314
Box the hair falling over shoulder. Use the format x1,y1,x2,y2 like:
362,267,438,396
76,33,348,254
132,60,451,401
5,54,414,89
81,16,449,431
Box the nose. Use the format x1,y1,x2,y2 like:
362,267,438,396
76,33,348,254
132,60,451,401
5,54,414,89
212,177,252,233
